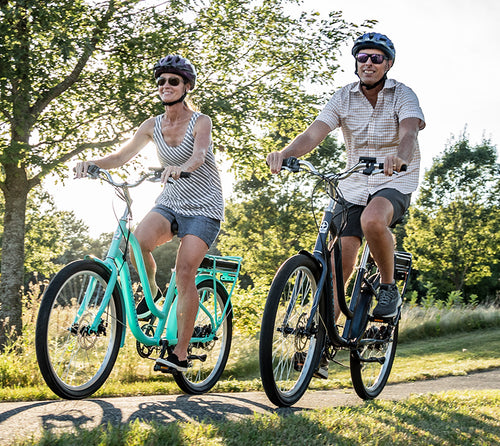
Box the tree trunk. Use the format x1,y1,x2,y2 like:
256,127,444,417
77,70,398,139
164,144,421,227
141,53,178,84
0,165,29,349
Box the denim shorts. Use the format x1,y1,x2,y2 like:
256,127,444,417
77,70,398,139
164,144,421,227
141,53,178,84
151,204,221,248
333,188,411,239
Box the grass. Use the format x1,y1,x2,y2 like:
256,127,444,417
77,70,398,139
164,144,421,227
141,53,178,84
14,390,500,445
3,304,500,445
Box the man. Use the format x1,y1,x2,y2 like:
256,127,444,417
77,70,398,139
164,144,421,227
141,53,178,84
267,32,425,319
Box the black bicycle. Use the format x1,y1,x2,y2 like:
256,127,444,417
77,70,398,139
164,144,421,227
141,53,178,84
259,156,413,407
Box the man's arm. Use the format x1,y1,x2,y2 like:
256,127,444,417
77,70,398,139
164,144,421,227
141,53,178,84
384,117,422,175
267,120,331,173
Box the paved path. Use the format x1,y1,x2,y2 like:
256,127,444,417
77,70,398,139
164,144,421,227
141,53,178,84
1,369,499,445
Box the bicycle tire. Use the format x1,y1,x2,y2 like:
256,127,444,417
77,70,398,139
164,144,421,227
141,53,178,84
173,279,232,394
259,253,325,407
349,268,399,399
35,260,124,399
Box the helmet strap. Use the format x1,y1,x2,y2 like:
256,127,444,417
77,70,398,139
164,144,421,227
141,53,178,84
360,74,387,90
161,91,187,107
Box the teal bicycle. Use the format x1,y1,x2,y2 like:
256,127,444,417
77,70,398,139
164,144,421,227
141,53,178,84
35,166,242,400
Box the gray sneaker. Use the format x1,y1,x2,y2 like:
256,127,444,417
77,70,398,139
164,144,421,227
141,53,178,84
373,283,401,318
313,353,329,379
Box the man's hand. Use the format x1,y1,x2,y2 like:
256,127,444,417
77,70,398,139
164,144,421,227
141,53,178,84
383,155,407,176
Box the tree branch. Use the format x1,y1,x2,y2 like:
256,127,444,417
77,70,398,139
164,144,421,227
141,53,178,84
29,1,119,119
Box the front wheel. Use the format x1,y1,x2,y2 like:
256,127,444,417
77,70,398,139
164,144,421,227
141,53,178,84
35,260,124,399
259,254,325,407
173,279,232,394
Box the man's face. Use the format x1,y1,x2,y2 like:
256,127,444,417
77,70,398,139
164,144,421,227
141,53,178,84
356,49,393,86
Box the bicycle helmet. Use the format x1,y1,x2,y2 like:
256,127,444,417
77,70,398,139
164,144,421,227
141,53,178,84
352,32,396,61
153,55,197,88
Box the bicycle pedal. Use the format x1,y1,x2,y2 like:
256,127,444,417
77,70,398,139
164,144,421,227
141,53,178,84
154,362,181,375
188,353,207,362
293,351,306,372
370,314,397,324
155,364,177,374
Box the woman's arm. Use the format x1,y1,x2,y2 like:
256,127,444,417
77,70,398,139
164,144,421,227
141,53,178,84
74,117,155,177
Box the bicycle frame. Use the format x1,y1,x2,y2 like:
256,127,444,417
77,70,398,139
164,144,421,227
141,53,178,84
299,198,374,349
75,171,241,350
284,158,388,350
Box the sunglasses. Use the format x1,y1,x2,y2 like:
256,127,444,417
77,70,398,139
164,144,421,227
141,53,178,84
356,53,388,64
156,77,183,87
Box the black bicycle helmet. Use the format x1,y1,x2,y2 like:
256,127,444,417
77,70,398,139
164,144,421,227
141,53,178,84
153,55,197,88
352,32,396,61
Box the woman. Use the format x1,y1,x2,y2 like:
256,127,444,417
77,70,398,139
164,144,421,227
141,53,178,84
75,55,224,372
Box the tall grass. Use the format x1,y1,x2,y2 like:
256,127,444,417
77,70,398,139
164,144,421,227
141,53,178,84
2,280,499,394
399,304,500,343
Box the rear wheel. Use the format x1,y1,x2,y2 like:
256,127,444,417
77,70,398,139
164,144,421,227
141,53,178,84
35,260,124,399
350,267,399,399
173,279,232,394
259,254,325,407
350,318,399,399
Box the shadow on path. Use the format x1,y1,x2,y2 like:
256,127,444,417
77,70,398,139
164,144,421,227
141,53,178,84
0,368,498,445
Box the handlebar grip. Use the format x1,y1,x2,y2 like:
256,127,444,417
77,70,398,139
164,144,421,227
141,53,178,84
378,163,407,172
282,157,300,172
151,169,191,179
87,164,100,177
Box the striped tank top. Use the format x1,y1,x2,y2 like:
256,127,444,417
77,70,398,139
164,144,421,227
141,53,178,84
153,112,224,221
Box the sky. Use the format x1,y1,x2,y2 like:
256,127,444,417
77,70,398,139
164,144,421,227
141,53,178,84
46,0,500,237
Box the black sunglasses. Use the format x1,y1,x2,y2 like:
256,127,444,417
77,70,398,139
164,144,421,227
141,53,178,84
356,53,388,64
156,77,183,87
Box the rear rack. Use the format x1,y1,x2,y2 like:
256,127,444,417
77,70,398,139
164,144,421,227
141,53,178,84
198,255,242,283
394,251,412,280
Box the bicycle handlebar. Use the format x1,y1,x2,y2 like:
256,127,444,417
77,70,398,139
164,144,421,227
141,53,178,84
86,165,191,188
281,156,406,178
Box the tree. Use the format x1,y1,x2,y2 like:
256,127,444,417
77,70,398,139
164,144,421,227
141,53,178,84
404,135,500,301
0,0,362,345
1,190,94,279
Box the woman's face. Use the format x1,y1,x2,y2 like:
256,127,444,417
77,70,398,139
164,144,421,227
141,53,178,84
156,73,187,103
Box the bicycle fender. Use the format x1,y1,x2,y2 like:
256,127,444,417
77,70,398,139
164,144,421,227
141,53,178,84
84,255,127,347
195,274,221,287
298,250,323,270
195,273,233,313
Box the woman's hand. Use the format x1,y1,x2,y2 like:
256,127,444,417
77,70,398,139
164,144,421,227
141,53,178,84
266,151,285,174
74,161,98,178
160,166,183,183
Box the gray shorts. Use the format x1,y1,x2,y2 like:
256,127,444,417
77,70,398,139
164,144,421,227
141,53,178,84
151,204,221,248
333,188,411,240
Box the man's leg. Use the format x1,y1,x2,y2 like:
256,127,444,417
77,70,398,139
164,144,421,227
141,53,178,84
360,196,401,317
360,196,395,284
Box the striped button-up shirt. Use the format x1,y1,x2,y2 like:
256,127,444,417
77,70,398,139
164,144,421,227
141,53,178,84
316,79,425,205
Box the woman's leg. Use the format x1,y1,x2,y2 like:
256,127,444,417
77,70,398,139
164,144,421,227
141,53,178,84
132,211,173,296
172,234,209,361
